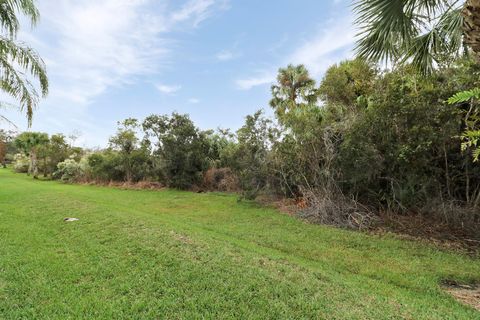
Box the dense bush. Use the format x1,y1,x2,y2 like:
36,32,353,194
13,154,29,173
202,168,239,192
53,158,88,183
143,113,215,189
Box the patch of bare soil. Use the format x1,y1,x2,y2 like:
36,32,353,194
376,213,480,255
442,280,480,311
254,194,304,216
82,181,165,190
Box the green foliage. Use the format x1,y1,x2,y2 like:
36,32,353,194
318,59,377,106
143,113,212,189
461,129,480,161
353,0,465,75
12,153,28,172
0,0,48,125
266,59,480,212
53,158,88,183
14,131,49,153
448,87,480,104
9,57,479,223
269,64,318,124
448,87,480,161
232,110,278,199
14,131,48,178
108,118,149,182
87,151,124,182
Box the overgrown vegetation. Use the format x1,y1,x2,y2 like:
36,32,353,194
5,57,480,238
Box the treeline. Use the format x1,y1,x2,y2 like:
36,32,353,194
2,58,479,233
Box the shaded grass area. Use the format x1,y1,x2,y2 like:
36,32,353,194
0,168,479,319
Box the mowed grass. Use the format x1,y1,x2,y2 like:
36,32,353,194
0,169,479,319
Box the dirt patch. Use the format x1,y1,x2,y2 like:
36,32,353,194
442,280,480,311
81,180,165,190
376,213,480,255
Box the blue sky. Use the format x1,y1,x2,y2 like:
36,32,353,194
2,0,355,147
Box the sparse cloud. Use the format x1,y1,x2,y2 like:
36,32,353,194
216,50,235,61
156,84,182,94
289,15,356,76
235,72,276,90
188,98,200,104
171,0,229,27
236,14,355,90
24,0,168,105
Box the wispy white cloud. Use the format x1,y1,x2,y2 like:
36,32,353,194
235,71,276,90
216,50,235,61
289,15,356,76
20,0,230,106
171,0,230,27
188,98,200,104
236,14,356,90
156,84,182,94
27,0,169,105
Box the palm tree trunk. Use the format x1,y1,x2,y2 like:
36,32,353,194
463,0,480,60
30,149,38,179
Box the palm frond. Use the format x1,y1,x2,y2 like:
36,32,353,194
353,0,464,74
0,50,39,126
354,0,420,62
0,0,39,37
0,36,48,125
0,36,48,96
448,87,480,104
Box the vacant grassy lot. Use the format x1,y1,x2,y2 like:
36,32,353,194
0,169,479,319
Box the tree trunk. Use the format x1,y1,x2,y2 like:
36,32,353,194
463,0,480,60
30,149,38,179
43,156,48,177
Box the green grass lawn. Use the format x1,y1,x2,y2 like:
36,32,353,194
0,168,479,319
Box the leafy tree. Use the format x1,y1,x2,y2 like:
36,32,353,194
0,129,15,167
35,133,71,177
234,110,279,199
109,118,144,182
143,113,210,189
318,59,377,107
0,0,48,125
87,151,124,182
14,131,49,178
353,0,480,74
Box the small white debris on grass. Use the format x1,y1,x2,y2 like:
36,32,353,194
64,218,79,222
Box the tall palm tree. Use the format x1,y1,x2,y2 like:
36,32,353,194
0,0,48,126
269,64,318,121
14,131,49,178
354,0,480,74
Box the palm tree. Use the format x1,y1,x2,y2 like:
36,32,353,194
269,64,318,122
353,0,480,74
0,0,48,126
14,131,49,178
